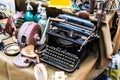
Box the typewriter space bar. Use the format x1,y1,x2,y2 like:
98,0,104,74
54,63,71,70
47,30,84,45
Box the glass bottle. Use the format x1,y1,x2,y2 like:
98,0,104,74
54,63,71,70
34,2,42,23
24,0,34,21
38,7,47,34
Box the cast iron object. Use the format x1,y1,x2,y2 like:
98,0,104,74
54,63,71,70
5,11,24,36
17,22,41,46
5,17,16,36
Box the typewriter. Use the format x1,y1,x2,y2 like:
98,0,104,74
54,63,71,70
39,14,97,73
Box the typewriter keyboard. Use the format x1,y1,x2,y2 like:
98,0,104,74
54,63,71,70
40,46,80,73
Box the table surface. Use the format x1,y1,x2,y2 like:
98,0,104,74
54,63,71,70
0,23,111,80
0,38,101,80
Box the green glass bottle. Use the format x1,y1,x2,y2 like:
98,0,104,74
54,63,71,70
24,0,34,21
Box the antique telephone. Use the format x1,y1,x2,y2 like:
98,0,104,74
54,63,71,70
39,14,97,73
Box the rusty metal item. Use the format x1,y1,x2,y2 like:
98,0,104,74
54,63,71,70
5,17,16,36
17,22,41,46
5,11,24,36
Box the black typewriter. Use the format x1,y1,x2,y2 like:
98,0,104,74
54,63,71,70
39,14,97,73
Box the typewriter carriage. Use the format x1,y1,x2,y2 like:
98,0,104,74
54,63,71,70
46,17,97,56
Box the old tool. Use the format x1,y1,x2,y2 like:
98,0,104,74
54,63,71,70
5,11,24,36
17,22,41,46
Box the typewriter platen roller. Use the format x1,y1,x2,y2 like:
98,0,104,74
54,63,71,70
40,14,97,73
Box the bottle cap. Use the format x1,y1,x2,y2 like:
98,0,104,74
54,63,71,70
26,0,33,10
37,2,42,13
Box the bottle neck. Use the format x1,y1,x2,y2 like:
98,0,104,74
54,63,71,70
26,3,33,11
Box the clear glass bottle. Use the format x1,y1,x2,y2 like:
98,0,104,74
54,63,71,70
38,7,47,34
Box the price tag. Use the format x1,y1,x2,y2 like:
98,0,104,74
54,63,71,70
49,0,71,8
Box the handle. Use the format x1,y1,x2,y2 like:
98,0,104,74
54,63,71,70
50,18,65,22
